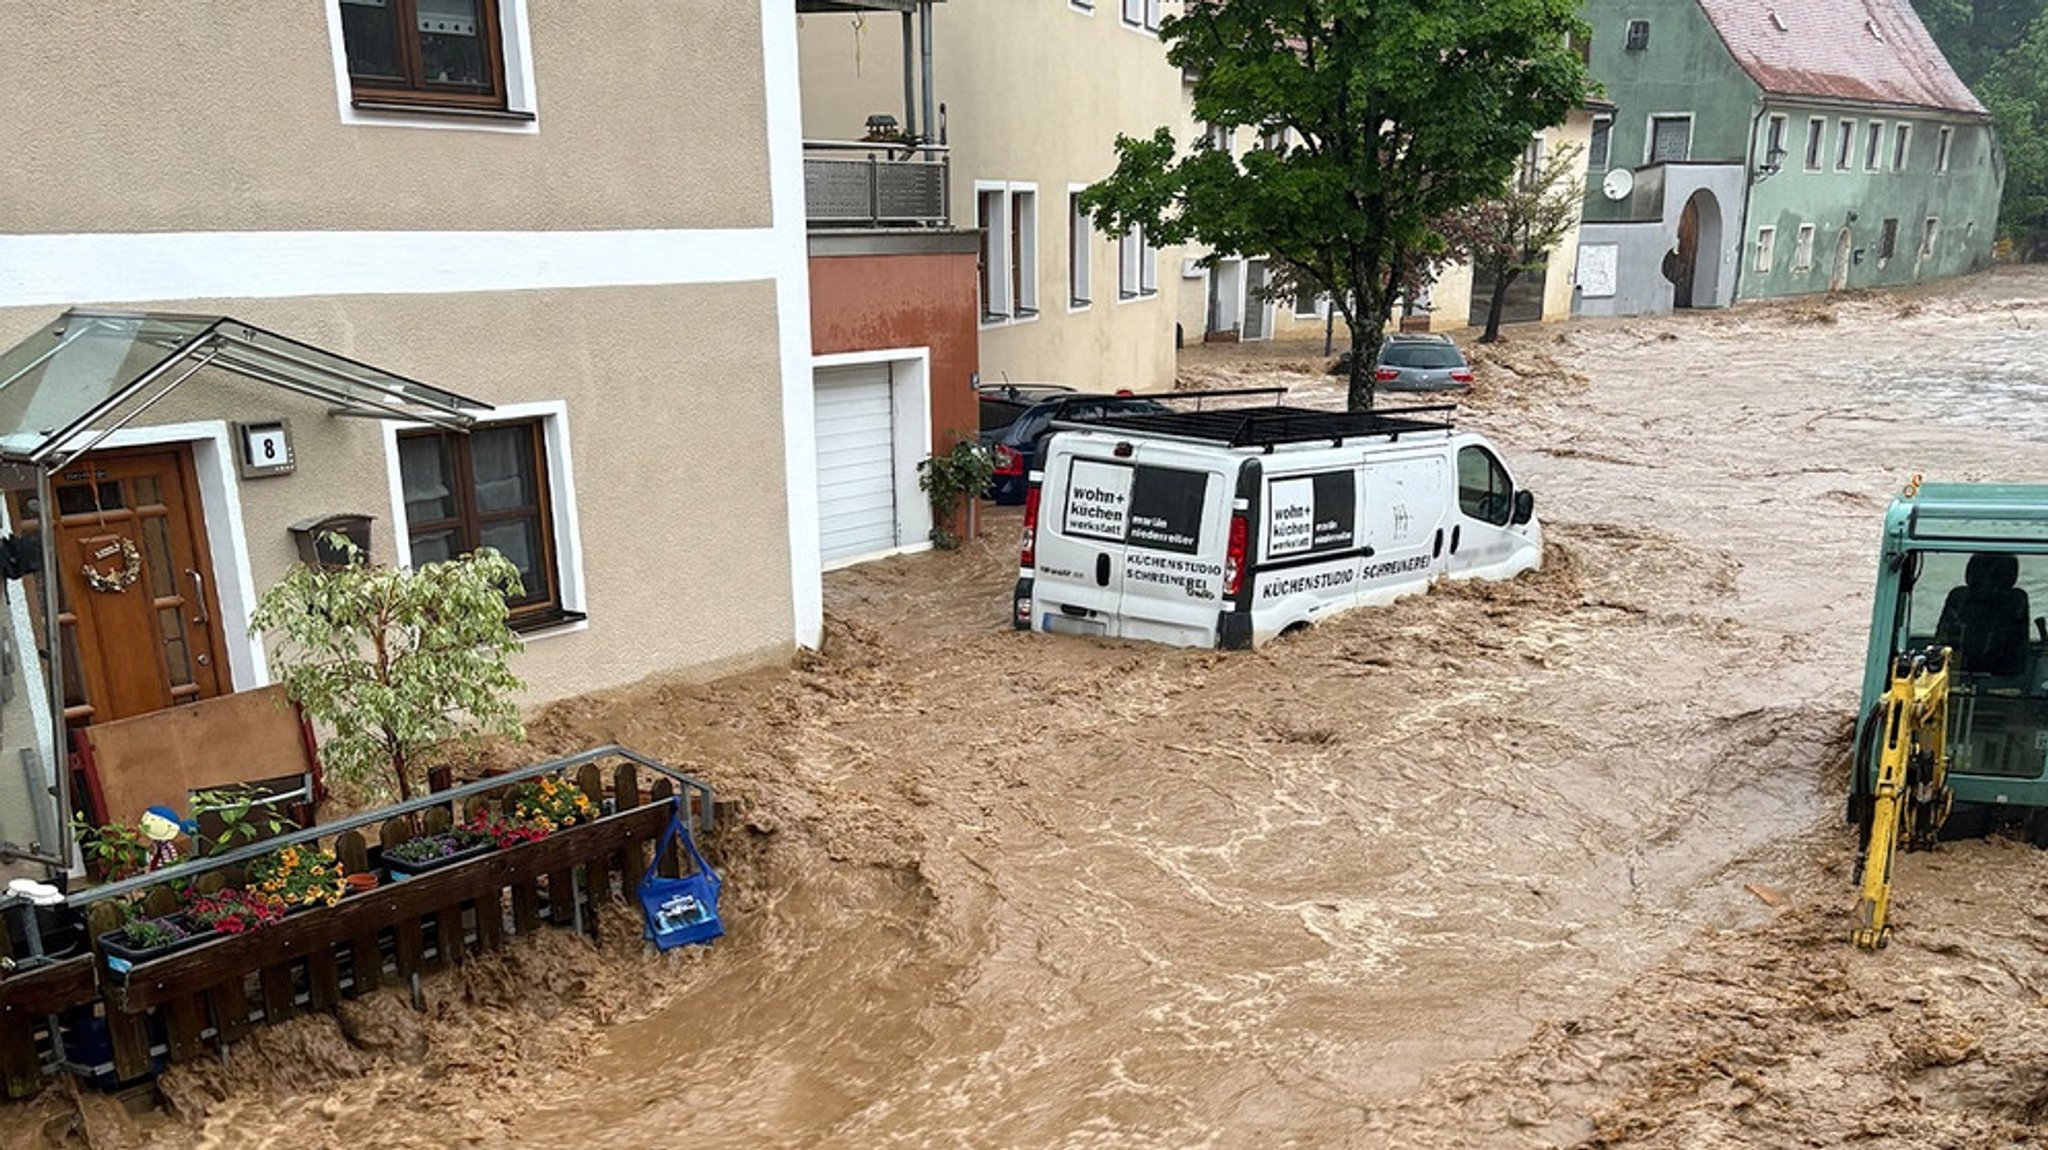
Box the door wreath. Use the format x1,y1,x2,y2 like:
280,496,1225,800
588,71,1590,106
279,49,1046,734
81,535,142,594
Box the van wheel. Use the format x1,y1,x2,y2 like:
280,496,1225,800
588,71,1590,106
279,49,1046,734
1280,621,1312,640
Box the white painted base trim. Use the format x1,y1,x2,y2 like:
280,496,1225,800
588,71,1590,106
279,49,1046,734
822,540,934,572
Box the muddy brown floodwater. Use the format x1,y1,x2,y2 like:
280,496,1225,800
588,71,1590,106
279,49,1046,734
12,269,2048,1150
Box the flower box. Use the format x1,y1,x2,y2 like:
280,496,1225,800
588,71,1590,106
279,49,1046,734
99,915,213,976
384,833,495,881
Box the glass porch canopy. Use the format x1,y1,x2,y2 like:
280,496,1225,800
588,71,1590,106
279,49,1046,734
0,310,490,466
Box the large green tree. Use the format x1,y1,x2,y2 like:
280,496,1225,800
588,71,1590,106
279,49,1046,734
1913,0,2048,252
1080,0,1588,409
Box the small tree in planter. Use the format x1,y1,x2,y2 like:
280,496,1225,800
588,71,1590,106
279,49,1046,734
252,539,525,806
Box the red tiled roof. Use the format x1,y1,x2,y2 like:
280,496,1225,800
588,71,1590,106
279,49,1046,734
1695,0,1986,115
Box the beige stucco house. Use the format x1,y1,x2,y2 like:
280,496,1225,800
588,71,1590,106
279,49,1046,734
0,1,820,858
798,0,1188,393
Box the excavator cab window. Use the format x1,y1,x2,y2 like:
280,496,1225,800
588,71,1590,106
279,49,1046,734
1898,550,2048,781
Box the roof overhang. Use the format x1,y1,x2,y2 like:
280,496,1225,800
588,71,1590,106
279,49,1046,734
0,311,491,467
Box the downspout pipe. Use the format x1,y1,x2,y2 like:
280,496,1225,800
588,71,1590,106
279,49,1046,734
1733,100,1767,305
901,12,917,140
920,1,937,156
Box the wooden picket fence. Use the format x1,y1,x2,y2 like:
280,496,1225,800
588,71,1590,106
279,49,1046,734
0,756,712,1099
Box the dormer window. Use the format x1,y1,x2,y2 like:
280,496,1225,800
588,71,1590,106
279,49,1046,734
1625,20,1650,51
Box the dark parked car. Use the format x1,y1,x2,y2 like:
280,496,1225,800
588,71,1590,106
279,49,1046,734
978,387,1169,505
1373,333,1473,392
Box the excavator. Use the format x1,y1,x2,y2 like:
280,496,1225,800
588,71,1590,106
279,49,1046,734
1849,480,2048,950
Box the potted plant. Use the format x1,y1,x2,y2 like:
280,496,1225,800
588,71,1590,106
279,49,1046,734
466,810,549,849
384,828,494,880
249,844,347,911
511,775,595,835
100,914,207,975
185,889,286,936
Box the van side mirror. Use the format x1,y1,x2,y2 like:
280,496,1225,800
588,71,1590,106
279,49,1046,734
1511,490,1535,525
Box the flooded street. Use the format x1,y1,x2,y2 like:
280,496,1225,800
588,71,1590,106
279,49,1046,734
15,268,2048,1149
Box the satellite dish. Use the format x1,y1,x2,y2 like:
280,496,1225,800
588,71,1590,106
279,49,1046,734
1602,168,1635,201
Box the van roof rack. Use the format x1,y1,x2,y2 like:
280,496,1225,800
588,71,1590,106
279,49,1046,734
1058,403,1455,450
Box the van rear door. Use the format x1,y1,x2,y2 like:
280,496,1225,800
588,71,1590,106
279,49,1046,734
1114,444,1230,646
1031,448,1137,637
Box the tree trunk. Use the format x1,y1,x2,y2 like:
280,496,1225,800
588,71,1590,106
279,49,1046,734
1482,267,1522,344
1345,323,1383,411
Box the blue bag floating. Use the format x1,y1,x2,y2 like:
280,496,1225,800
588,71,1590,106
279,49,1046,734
638,800,724,950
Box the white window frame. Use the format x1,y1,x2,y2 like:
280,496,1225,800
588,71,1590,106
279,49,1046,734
1068,185,1094,312
976,182,1012,325
1764,114,1788,171
325,0,541,134
1920,216,1940,258
1071,0,1094,11
1624,19,1650,50
1645,113,1693,163
1123,0,1161,33
1588,113,1613,172
1936,126,1954,173
1011,186,1040,321
1791,223,1816,272
1892,123,1912,172
1836,117,1856,171
1293,292,1322,319
1803,116,1826,172
1865,120,1884,171
1206,121,1235,155
1754,225,1776,274
1117,226,1157,303
379,399,589,641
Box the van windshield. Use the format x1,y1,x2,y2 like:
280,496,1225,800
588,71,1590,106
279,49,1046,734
1380,343,1464,369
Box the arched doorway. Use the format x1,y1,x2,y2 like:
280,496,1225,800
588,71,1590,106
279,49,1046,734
1672,189,1723,309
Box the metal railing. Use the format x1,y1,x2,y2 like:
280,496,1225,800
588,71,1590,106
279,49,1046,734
803,139,950,228
58,745,714,911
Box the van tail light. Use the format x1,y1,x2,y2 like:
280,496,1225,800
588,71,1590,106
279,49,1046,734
1374,367,1400,382
992,444,1023,476
1450,368,1475,383
1020,485,1042,568
1222,513,1249,597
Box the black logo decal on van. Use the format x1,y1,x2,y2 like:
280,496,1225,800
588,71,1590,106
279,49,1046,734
1268,471,1357,558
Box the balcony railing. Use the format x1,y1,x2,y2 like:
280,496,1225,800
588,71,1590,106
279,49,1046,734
804,140,950,228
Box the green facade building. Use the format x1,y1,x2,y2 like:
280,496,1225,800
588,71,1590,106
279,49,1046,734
1574,0,2004,317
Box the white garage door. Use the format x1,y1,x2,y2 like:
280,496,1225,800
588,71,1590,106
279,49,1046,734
814,363,901,562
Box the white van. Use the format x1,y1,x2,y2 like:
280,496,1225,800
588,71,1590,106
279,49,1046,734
1012,405,1541,648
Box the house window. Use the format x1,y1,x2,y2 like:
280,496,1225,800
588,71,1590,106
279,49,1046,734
1069,193,1093,309
1122,0,1161,31
339,0,508,111
1892,123,1911,171
1792,223,1816,271
1648,115,1691,163
1294,293,1321,319
1764,114,1788,171
1071,0,1093,10
1836,118,1855,170
1589,114,1613,171
1865,121,1884,171
1207,122,1235,155
977,189,1010,321
1936,126,1953,172
1804,117,1825,171
1012,189,1039,318
1921,216,1940,257
1624,19,1650,50
1518,135,1548,189
399,418,569,629
1754,226,1776,273
979,184,1037,323
1258,126,1287,152
1878,217,1898,261
1119,227,1158,299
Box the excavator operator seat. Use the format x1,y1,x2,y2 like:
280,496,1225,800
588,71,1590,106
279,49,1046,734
1936,552,2031,677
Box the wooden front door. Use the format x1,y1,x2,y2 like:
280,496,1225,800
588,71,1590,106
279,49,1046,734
1673,197,1701,309
16,447,231,729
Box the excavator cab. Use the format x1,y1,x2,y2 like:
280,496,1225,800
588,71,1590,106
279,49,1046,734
1853,484,2048,841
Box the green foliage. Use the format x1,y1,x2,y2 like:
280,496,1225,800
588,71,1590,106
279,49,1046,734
1913,0,2048,252
1080,0,1588,409
917,437,995,549
251,537,526,805
70,813,149,881
190,784,289,857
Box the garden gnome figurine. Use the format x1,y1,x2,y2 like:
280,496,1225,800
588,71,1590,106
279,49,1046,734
139,806,195,871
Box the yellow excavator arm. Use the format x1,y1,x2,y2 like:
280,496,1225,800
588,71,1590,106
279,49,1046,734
1852,646,1954,950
